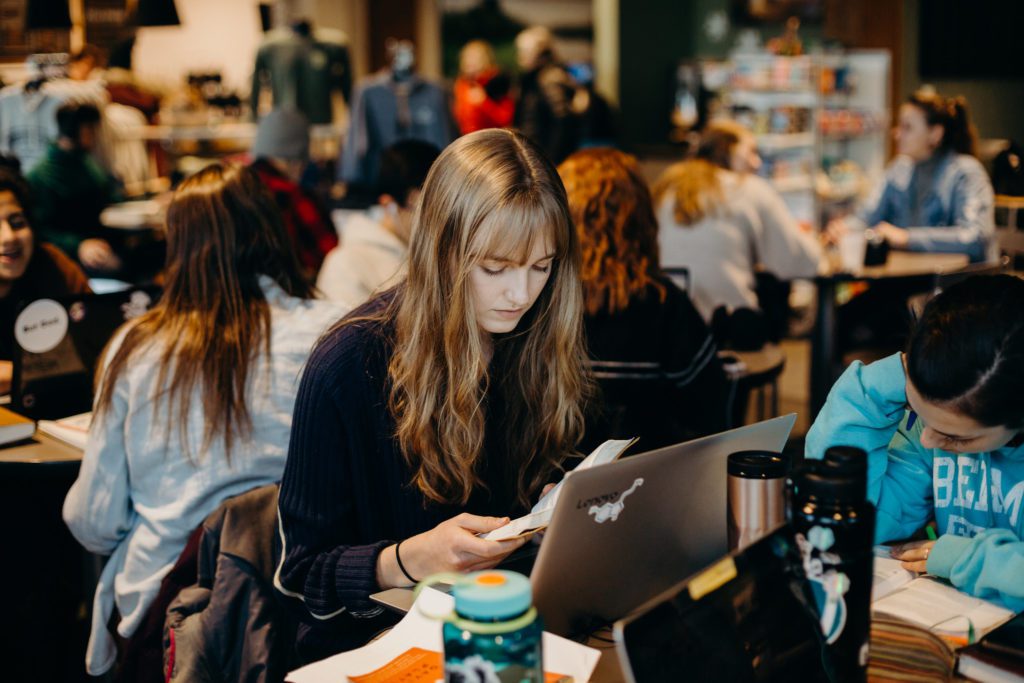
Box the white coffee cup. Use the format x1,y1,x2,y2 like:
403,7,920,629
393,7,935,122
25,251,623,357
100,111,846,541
837,230,867,273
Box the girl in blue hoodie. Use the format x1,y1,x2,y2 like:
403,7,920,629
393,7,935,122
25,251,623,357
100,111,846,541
807,274,1024,612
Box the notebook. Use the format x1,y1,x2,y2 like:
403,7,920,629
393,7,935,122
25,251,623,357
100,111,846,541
0,405,35,445
958,612,1024,683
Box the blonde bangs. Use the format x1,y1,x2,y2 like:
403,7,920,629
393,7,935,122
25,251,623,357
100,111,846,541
470,189,570,266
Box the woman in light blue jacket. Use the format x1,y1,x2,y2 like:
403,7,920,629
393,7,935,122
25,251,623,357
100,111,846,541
62,164,345,676
807,274,1024,612
830,90,996,263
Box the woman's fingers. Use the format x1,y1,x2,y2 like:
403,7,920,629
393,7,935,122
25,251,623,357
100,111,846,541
890,540,934,566
455,513,511,534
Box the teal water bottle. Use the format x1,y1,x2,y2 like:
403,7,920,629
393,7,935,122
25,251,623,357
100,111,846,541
442,570,544,683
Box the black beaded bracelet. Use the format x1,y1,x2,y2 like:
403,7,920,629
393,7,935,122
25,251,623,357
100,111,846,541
394,539,419,585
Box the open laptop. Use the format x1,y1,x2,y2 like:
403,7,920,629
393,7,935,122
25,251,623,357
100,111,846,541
529,413,795,636
371,414,796,637
11,287,160,420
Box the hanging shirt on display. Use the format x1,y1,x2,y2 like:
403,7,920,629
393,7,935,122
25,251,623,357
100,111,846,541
339,72,455,189
251,27,352,125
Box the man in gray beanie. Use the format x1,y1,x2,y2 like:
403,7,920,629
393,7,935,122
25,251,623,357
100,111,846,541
249,107,337,278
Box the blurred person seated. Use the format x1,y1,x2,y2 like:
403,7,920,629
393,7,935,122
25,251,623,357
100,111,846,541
0,158,90,393
27,101,123,274
453,40,514,135
826,91,995,351
62,164,345,678
827,90,995,263
317,139,440,307
559,148,730,450
249,107,338,280
68,44,104,82
653,122,822,349
513,26,580,164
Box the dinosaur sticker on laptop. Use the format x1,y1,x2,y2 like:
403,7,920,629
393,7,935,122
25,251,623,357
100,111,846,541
588,478,644,523
479,437,638,541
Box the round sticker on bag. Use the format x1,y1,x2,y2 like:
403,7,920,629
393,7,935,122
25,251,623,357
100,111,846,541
15,299,69,353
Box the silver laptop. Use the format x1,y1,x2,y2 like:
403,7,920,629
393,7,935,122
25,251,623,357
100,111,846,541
530,414,796,636
369,415,796,635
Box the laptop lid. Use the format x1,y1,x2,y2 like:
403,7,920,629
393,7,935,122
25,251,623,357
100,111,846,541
530,414,796,637
613,526,830,683
12,287,160,420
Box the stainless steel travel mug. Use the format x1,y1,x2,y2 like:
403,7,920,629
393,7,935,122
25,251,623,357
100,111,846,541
727,450,789,551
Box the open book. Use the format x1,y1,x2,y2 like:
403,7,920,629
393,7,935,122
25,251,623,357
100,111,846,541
36,412,91,450
480,438,638,542
868,548,1017,682
872,552,1015,641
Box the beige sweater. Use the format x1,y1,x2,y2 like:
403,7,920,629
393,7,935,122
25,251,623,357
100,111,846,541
657,172,822,321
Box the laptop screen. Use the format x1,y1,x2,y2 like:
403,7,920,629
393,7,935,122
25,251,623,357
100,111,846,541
617,526,831,683
12,287,161,420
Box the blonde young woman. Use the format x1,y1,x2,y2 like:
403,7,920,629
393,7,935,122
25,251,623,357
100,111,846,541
276,128,589,658
653,121,821,342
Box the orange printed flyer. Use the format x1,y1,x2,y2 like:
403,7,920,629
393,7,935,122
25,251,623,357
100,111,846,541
348,647,571,683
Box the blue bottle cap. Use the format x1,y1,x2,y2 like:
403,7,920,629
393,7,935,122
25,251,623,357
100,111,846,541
451,570,532,621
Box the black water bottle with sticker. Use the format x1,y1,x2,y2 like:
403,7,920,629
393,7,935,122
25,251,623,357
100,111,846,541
788,446,876,681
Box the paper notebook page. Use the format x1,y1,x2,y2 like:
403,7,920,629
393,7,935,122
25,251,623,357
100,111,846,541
872,555,917,602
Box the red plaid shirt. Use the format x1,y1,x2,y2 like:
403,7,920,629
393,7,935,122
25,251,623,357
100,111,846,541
250,159,338,277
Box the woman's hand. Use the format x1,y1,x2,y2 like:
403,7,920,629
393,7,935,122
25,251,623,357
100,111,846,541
890,539,935,572
377,513,527,589
78,238,122,272
874,222,910,248
823,217,849,246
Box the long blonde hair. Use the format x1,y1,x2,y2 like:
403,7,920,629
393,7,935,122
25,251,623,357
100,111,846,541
651,159,724,225
389,129,588,507
651,120,754,225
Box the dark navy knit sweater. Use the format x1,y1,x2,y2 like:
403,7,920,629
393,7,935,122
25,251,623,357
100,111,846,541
276,292,527,658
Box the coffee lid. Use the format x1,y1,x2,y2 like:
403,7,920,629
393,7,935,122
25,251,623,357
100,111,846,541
728,450,789,479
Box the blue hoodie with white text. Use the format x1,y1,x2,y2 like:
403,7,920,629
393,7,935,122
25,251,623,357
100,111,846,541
806,352,1024,613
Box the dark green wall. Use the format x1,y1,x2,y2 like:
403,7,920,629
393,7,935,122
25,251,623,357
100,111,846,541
617,0,700,151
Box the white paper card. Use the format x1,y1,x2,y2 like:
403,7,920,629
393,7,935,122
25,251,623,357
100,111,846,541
284,587,601,683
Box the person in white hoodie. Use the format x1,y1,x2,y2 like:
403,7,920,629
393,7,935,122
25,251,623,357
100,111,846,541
317,139,440,307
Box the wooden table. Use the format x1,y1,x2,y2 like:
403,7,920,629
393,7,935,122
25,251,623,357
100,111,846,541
0,431,83,466
809,252,970,417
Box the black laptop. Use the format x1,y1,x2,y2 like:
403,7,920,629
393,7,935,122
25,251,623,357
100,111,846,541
11,287,161,420
614,526,834,683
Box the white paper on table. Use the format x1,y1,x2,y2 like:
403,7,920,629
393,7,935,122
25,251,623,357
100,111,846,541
481,438,637,542
285,587,601,683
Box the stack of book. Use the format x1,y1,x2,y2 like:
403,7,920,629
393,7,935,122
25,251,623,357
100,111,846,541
868,553,1018,681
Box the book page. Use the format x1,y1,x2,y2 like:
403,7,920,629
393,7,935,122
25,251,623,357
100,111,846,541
872,552,917,602
872,576,1015,640
480,438,637,542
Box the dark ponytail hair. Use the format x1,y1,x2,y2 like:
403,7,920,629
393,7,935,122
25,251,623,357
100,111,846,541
906,274,1024,429
908,90,979,158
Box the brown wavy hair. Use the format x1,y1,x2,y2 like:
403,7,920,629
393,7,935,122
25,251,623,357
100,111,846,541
94,163,313,460
366,129,588,507
558,148,665,315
